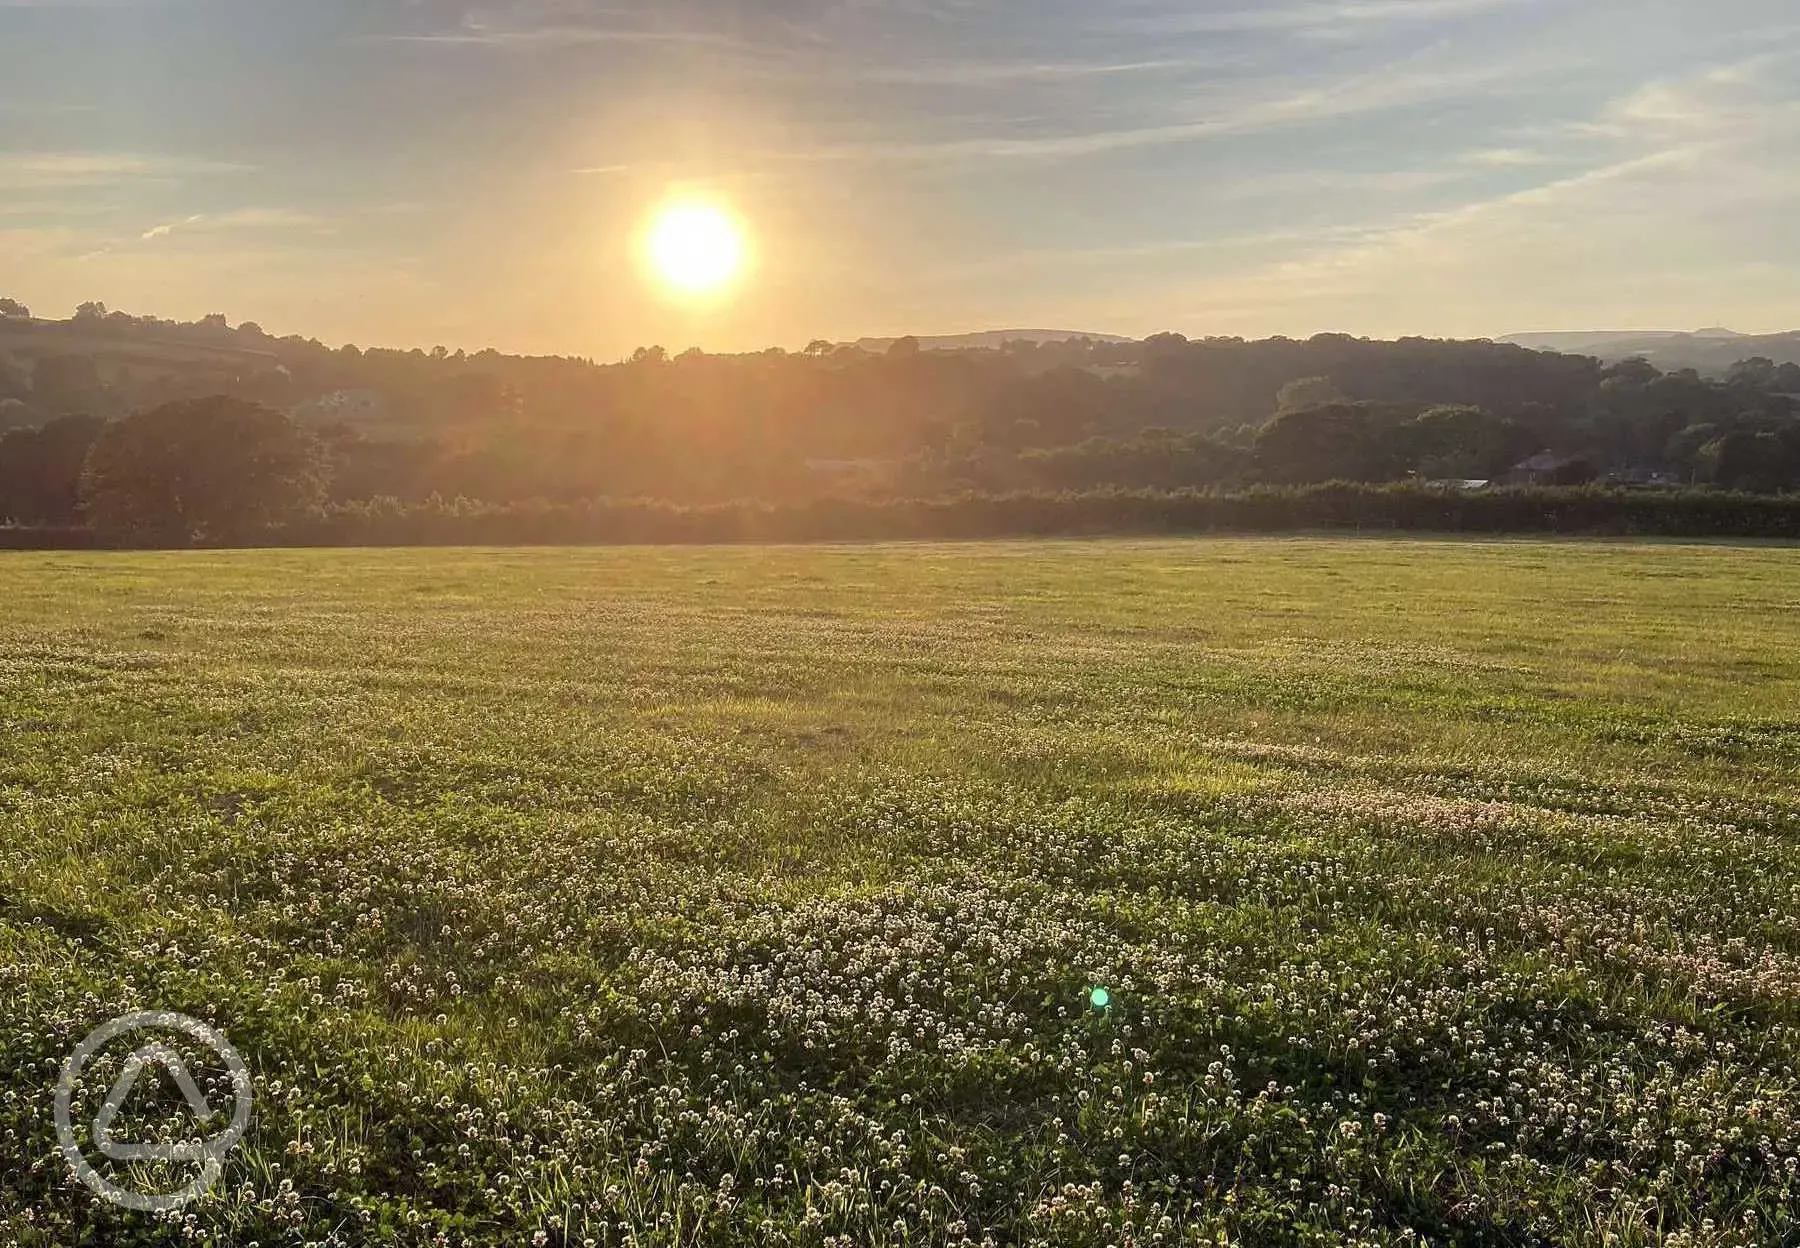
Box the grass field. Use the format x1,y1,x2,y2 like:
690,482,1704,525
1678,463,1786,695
4,538,1800,1247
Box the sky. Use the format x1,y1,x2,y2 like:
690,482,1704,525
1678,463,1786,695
2,0,1798,358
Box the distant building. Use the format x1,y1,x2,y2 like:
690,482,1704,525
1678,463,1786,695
1508,452,1594,486
1423,479,1491,492
1605,465,1677,487
290,389,388,425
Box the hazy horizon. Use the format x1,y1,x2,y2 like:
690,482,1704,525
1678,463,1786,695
4,0,1798,357
12,306,1800,366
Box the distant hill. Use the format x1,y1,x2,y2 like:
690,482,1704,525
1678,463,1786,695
0,316,279,370
1500,328,1800,374
852,329,1136,353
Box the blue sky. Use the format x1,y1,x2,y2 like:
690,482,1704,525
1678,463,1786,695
2,0,1797,356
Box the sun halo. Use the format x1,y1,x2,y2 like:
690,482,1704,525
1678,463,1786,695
643,200,747,297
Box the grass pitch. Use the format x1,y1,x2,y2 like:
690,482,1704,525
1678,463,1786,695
3,538,1800,1246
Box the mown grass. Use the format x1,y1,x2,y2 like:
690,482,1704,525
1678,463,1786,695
3,537,1800,1247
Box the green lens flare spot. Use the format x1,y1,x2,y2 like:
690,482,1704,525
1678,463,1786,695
1089,986,1111,1011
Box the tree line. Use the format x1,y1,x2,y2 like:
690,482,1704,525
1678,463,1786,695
10,482,1800,550
3,301,1800,543
2,389,1800,547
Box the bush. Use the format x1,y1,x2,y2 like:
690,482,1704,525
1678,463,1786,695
270,485,1800,547
9,484,1800,549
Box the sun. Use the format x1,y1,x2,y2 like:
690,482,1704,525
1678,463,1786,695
643,200,747,296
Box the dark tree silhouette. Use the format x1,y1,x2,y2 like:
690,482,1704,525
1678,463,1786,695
0,414,105,525
1275,376,1346,415
30,354,105,414
1705,429,1800,492
7,296,1800,507
0,355,29,404
81,396,324,543
1402,405,1534,478
1255,404,1403,484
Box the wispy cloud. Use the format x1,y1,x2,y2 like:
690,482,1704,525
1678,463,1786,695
140,214,205,241
0,152,255,191
0,100,94,115
7,0,1798,351
916,220,1405,284
1114,0,1551,37
137,208,326,242
361,17,752,51
856,58,1211,87
760,53,1545,165
1120,51,1800,336
1464,147,1554,167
